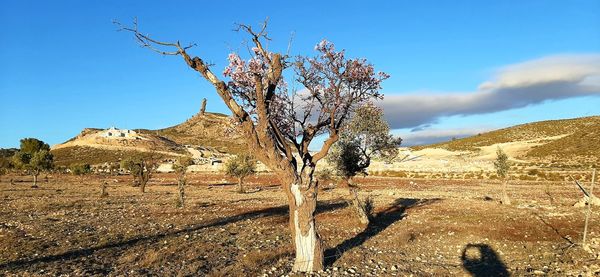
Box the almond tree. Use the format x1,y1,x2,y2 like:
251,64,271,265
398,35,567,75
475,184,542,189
116,19,388,272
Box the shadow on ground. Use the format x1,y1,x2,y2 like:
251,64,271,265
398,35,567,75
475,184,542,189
325,197,440,266
0,200,346,271
461,243,509,277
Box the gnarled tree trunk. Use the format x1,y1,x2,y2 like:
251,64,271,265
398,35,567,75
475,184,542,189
349,184,371,226
284,168,324,272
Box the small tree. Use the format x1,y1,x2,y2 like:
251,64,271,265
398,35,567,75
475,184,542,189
12,138,54,188
328,104,400,224
493,147,511,205
70,163,91,182
224,154,256,193
174,156,194,207
121,155,156,193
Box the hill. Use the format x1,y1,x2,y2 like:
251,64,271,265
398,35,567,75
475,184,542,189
411,116,600,166
51,111,246,166
142,112,246,155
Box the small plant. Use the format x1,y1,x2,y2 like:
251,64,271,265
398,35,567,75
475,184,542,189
315,168,335,183
174,156,194,207
224,154,256,193
70,163,91,182
494,147,511,205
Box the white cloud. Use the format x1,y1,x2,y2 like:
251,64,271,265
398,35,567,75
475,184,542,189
378,54,600,129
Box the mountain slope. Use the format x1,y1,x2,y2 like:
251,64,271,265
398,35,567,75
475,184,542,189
144,112,246,155
412,116,600,165
51,112,246,166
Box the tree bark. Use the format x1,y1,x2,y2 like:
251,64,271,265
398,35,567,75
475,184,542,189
32,173,38,188
237,177,245,193
177,175,185,207
140,178,146,193
284,171,324,272
349,187,371,226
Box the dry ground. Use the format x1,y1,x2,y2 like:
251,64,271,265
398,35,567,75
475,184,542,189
1,173,599,276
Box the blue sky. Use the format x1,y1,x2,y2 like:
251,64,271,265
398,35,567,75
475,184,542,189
1,0,599,148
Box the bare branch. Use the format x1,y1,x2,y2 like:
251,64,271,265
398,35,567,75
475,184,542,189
113,18,196,56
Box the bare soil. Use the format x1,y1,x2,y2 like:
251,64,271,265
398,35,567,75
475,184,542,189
1,173,599,276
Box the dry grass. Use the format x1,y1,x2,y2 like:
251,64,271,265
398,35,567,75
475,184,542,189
412,116,600,167
0,173,599,276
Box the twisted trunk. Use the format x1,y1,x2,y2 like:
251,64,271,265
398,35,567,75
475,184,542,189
283,167,324,272
139,177,147,193
348,180,370,226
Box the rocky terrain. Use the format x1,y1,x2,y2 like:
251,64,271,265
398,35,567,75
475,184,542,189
1,173,599,276
413,116,600,166
50,112,245,167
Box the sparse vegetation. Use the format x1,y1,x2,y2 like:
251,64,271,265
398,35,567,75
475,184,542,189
121,155,157,193
413,116,600,167
174,156,194,207
494,147,511,205
69,163,91,179
224,154,256,193
11,138,54,188
51,146,172,167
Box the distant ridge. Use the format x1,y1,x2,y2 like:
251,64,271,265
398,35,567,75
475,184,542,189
413,116,600,165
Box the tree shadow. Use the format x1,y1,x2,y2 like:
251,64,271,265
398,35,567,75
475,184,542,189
535,214,574,245
0,200,346,271
325,197,440,266
461,243,509,277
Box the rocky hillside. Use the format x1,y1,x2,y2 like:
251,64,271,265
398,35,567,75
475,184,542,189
143,112,246,155
413,116,600,166
51,112,246,166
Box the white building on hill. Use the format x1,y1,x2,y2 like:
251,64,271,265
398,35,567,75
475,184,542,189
101,127,138,139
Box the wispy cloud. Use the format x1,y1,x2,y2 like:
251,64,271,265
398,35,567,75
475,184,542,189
378,54,600,129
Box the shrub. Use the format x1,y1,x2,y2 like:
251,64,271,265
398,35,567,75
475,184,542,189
224,154,256,193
